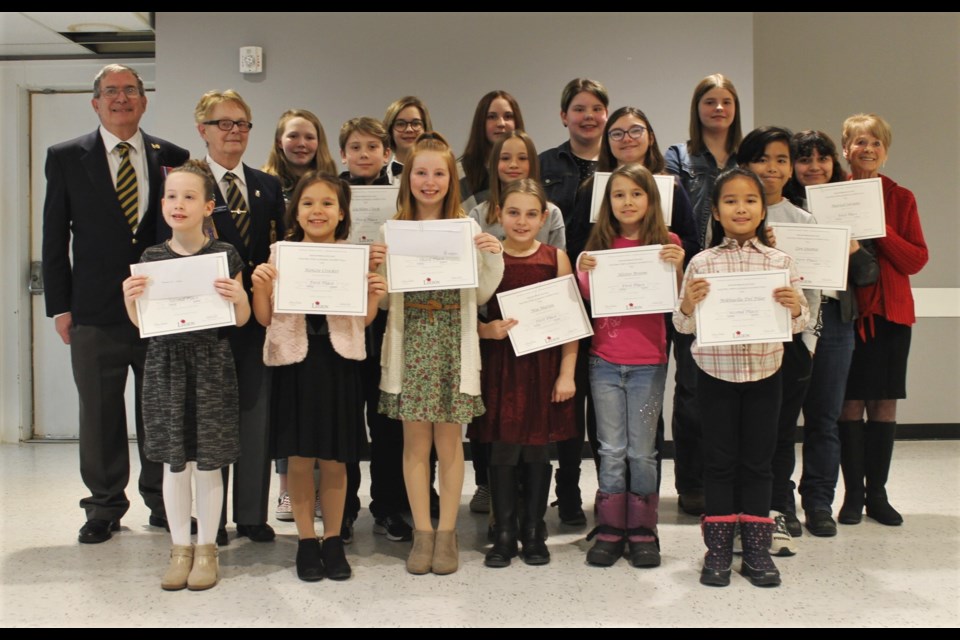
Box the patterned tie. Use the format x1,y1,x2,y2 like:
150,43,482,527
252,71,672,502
224,172,250,248
115,142,139,231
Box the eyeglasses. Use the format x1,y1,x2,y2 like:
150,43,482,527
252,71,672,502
203,119,253,132
608,125,647,142
393,119,424,132
100,86,141,99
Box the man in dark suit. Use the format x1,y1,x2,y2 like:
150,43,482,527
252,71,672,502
164,89,284,544
42,64,189,544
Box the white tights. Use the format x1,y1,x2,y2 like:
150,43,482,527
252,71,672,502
162,462,223,546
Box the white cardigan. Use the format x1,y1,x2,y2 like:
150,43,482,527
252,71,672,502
378,218,504,396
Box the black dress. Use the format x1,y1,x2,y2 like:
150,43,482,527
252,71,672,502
270,315,367,462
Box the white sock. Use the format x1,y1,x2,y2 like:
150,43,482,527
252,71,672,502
194,465,224,546
163,464,193,546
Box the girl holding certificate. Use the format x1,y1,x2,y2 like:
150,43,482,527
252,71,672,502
469,179,577,568
371,132,504,575
673,168,808,588
252,172,386,582
122,160,250,591
785,130,879,538
837,114,928,527
576,164,684,568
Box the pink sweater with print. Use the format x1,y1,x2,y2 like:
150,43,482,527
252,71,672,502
576,234,680,365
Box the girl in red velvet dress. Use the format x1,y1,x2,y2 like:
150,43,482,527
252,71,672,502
469,179,577,568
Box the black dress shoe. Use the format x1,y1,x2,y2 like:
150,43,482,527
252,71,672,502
149,515,198,535
216,527,230,547
677,491,706,516
78,519,120,544
236,523,276,542
805,510,838,537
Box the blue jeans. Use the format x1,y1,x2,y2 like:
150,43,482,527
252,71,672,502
589,356,666,495
799,300,854,513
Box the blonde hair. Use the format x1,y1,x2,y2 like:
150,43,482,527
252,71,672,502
194,89,251,123
841,113,892,151
395,132,463,221
585,163,670,252
383,96,433,152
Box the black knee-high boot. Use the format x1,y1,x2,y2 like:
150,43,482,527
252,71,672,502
864,421,903,526
837,420,865,524
485,465,518,568
520,463,552,565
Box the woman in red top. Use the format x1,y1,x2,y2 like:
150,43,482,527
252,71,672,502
838,114,928,527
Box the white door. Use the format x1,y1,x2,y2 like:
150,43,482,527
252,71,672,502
29,89,156,439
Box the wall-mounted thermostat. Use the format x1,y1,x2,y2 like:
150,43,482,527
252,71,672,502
240,46,263,74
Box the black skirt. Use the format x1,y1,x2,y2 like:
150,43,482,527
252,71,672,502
270,334,368,462
845,315,912,401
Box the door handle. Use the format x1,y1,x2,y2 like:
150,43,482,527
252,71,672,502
28,261,43,295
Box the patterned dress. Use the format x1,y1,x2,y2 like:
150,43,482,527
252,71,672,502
379,288,485,423
141,240,243,472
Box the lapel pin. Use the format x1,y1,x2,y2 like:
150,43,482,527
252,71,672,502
255,190,261,198
151,143,161,149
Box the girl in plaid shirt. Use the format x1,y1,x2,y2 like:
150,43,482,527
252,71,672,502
673,168,808,588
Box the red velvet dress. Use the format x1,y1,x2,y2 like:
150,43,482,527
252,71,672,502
469,243,577,445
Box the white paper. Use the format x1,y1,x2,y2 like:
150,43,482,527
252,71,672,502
695,270,792,346
131,252,236,338
348,185,400,245
587,245,678,317
588,171,674,226
273,241,369,316
384,219,478,292
771,223,850,291
804,178,886,240
496,274,593,357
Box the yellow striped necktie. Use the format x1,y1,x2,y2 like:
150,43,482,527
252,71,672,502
115,142,138,231
224,172,250,248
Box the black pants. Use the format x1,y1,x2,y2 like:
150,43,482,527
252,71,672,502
770,336,813,514
72,322,163,522
671,332,703,494
698,368,781,516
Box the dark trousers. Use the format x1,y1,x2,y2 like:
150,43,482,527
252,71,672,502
770,336,813,514
71,322,163,521
671,332,703,494
698,368,782,516
221,323,272,526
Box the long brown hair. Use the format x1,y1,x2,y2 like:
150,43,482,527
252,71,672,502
396,132,464,221
686,73,742,156
460,90,525,196
262,109,336,194
585,163,670,252
284,171,352,242
485,131,541,226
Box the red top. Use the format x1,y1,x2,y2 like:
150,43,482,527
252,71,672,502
854,174,928,336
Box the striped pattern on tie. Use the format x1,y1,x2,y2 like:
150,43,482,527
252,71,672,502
224,172,250,248
115,142,138,231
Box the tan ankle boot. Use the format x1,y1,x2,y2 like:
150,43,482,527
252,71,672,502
187,544,219,591
407,530,435,575
432,530,459,575
161,544,194,591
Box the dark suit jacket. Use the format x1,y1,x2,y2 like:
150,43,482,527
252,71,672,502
42,129,190,325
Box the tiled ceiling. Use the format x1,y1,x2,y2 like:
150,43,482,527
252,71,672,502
0,12,154,59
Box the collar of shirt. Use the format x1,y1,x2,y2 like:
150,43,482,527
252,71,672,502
99,126,144,156
205,156,247,189
716,236,769,253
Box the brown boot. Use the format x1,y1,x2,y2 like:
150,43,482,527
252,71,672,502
161,544,194,591
432,530,459,575
406,530,435,575
187,544,219,591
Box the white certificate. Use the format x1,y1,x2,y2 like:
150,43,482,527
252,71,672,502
496,274,593,357
348,185,400,244
771,223,850,291
587,245,678,317
273,241,369,316
695,270,792,346
384,218,479,292
131,252,235,338
589,172,674,226
805,178,886,239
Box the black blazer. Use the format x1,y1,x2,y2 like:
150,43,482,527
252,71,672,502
41,129,189,326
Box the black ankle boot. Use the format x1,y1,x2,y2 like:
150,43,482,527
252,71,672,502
553,467,586,526
320,536,351,581
296,538,323,582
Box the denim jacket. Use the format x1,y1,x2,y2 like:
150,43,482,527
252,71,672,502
539,141,585,226
664,143,737,250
